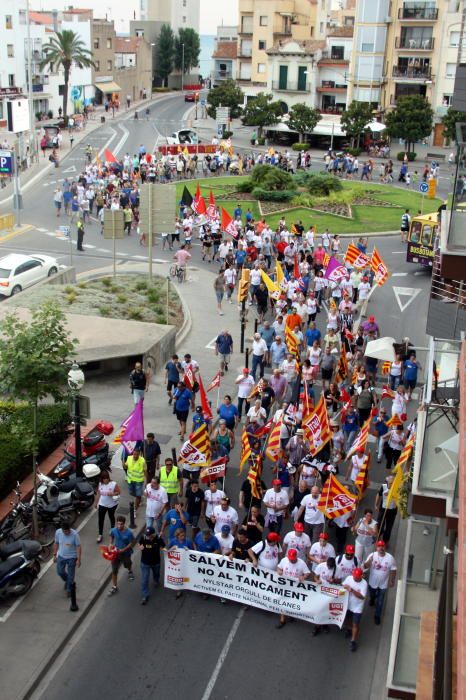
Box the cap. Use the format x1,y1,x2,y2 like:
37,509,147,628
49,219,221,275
368,315,375,322
221,524,231,533
243,368,249,373
345,544,355,555
267,532,281,544
376,539,386,548
272,479,282,486
357,447,365,453
296,428,305,436
287,548,298,562
145,526,155,535
352,567,364,580
294,522,305,532
196,406,203,413
319,532,329,540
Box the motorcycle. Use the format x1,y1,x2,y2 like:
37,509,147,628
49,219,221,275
0,539,42,598
52,452,112,484
63,420,113,462
36,471,95,512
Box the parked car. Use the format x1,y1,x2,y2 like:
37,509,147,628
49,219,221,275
0,254,59,297
166,129,201,146
184,92,199,103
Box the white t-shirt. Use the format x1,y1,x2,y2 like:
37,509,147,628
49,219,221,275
212,505,239,533
252,338,268,356
98,481,119,508
283,531,311,560
247,405,267,425
343,575,368,613
218,533,234,555
144,484,168,518
335,555,358,582
309,542,336,571
251,541,281,570
366,551,397,589
250,269,262,286
350,454,365,482
358,282,371,300
204,489,225,518
278,557,310,580
300,495,325,525
315,561,336,584
263,488,289,516
236,375,255,399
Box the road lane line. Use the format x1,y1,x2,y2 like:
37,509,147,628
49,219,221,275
0,224,34,243
392,272,408,277
200,608,245,700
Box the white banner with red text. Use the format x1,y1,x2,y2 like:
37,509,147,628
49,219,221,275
163,549,348,626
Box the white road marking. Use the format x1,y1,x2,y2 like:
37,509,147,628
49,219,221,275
83,244,96,249
132,255,147,260
37,227,47,232
393,286,422,313
413,271,425,276
392,272,408,277
200,608,245,700
97,248,110,253
62,166,77,174
205,336,218,350
391,251,405,255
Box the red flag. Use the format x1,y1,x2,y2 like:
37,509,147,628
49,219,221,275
198,375,213,422
221,207,239,239
206,371,222,392
200,457,227,483
381,385,396,400
371,247,390,286
302,396,332,456
195,194,207,216
253,419,273,439
183,365,195,390
104,148,118,164
192,182,201,211
344,244,370,270
206,190,218,221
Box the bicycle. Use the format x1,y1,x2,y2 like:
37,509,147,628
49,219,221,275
169,263,186,283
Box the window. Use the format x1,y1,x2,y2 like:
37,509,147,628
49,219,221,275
5,15,12,29
107,59,112,70
331,46,344,60
258,40,266,50
94,38,100,49
59,84,65,96
442,94,452,106
183,0,187,5
450,31,460,47
19,10,26,24
7,45,14,58
94,59,100,71
135,29,144,37
320,22,324,34
361,42,374,52
259,16,268,26
8,74,14,87
257,63,266,74
446,63,456,79
106,38,112,49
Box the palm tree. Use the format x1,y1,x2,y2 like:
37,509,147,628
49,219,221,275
39,29,95,124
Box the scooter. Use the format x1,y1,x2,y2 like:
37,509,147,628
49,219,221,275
52,453,112,484
0,539,42,598
35,472,95,513
63,421,113,462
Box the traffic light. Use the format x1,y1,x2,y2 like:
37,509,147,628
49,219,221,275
237,268,250,303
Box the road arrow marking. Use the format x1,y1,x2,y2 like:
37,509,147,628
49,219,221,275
62,166,77,174
206,336,218,350
393,286,422,313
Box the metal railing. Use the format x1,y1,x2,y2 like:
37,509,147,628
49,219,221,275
398,7,438,20
272,80,309,92
392,65,431,79
395,36,435,50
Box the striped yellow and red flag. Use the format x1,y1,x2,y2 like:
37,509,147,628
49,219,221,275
323,253,330,269
344,244,370,270
247,377,265,401
178,423,211,467
381,385,396,400
355,454,370,497
318,474,357,519
351,367,358,385
302,395,332,456
290,223,298,235
247,455,263,500
381,361,391,375
285,325,300,359
335,351,349,383
239,427,252,473
393,436,415,471
346,418,371,459
265,418,282,462
371,247,390,286
386,414,403,428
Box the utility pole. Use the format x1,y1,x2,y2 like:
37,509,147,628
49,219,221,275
181,43,185,92
26,0,36,159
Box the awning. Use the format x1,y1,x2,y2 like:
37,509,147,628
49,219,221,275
366,119,386,133
365,337,397,362
312,121,345,137
94,81,121,93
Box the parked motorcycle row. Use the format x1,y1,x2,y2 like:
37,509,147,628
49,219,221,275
0,421,113,600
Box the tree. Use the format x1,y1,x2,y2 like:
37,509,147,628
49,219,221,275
241,92,284,138
385,95,434,153
39,29,94,124
155,24,175,87
340,101,374,148
174,28,201,75
442,107,466,142
206,79,244,120
287,103,321,142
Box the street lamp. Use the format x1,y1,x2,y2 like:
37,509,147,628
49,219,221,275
181,43,185,93
68,363,85,478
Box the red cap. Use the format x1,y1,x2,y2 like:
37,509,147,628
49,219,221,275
294,522,305,532
243,368,249,373
352,567,364,580
272,479,282,486
357,447,365,453
319,532,329,540
376,540,386,548
287,548,298,561
267,532,281,544
345,544,355,554
368,315,375,322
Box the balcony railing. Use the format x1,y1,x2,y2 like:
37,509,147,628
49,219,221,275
214,70,232,80
272,80,310,92
398,7,438,20
395,36,434,50
273,27,292,37
392,65,432,79
237,48,252,58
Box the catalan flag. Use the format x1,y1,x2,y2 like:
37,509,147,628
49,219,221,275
247,456,263,500
355,454,370,497
371,247,390,286
239,427,252,473
265,418,282,462
381,385,396,400
393,436,415,472
386,463,405,509
247,378,265,401
381,361,391,375
285,325,300,359
178,424,211,467
335,351,349,383
351,367,358,385
344,244,370,270
386,414,403,428
318,474,357,519
346,418,371,459
302,396,332,456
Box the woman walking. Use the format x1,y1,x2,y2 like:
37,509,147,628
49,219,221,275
95,470,120,543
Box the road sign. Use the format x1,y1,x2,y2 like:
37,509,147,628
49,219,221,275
68,395,91,420
0,150,13,175
103,210,125,240
419,182,428,194
216,107,230,124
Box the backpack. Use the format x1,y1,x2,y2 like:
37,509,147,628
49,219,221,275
337,553,358,567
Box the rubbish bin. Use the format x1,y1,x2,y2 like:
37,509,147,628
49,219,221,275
101,116,105,124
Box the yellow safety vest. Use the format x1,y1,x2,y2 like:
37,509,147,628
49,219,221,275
126,456,146,483
159,465,179,494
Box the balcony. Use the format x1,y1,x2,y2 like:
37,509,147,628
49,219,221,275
317,80,347,92
392,65,432,80
318,50,349,65
237,48,252,58
214,70,232,81
272,80,310,93
273,25,292,38
395,36,434,50
398,7,438,21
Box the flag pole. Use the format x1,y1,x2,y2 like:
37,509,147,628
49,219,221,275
323,474,332,534
217,384,220,409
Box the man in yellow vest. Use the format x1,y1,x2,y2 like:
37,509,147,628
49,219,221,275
159,457,182,507
125,447,147,510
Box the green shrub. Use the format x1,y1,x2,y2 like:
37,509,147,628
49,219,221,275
346,147,362,156
128,308,144,321
153,87,172,93
294,172,343,196
250,165,296,191
76,282,87,289
101,277,112,288
223,130,233,139
236,179,254,193
116,294,127,304
135,279,149,291
146,289,160,304
99,305,112,317
64,285,75,294
292,143,309,151
66,291,77,304
292,193,314,207
251,188,295,202
397,151,417,162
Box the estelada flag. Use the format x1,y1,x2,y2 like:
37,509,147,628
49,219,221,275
198,375,213,422
371,247,390,286
239,427,252,473
178,424,211,467
104,148,118,164
207,190,218,221
344,244,370,270
247,456,263,500
318,474,357,519
302,395,332,456
285,325,300,359
355,454,370,497
200,457,228,483
206,371,221,392
335,351,349,383
346,418,371,459
221,207,239,239
265,419,282,462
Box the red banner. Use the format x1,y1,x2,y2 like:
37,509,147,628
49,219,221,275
302,396,332,456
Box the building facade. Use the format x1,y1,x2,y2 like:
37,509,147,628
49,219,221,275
212,25,238,87
141,0,200,33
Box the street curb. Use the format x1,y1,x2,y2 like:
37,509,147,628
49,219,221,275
175,281,193,348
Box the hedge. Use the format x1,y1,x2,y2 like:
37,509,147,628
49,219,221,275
397,151,417,162
292,143,309,151
294,172,343,196
0,403,69,500
251,188,296,202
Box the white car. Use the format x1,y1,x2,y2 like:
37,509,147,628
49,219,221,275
0,253,59,297
166,129,200,146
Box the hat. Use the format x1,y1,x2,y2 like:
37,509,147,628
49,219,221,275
319,532,329,540
243,368,249,373
195,406,203,413
272,479,282,486
330,419,339,427
368,315,375,322
145,526,155,536
357,447,365,453
296,428,305,436
267,532,281,544
294,522,305,532
345,544,355,555
221,524,231,534
352,567,364,581
287,548,298,562
376,539,386,548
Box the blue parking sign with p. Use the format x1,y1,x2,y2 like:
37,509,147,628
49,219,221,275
0,151,12,175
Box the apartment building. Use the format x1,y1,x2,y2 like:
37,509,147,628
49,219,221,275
212,26,238,87
140,0,200,33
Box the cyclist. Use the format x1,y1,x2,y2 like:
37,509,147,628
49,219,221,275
173,244,191,282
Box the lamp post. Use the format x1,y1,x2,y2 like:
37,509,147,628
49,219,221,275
181,43,185,93
68,363,85,478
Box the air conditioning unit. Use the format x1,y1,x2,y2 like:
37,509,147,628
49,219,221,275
385,17,393,23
